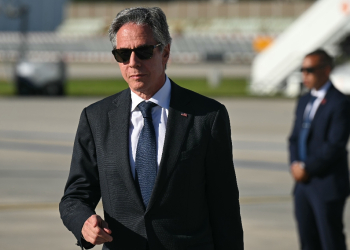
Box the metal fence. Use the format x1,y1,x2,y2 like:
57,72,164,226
0,1,313,65
66,1,312,20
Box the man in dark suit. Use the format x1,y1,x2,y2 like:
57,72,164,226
59,7,243,250
289,49,350,250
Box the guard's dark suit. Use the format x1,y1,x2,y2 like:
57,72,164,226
289,83,350,250
60,80,244,250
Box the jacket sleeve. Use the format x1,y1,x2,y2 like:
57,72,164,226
59,108,101,249
288,101,301,164
305,100,350,176
205,105,244,250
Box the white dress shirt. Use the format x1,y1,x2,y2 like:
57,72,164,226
129,76,171,179
304,81,331,121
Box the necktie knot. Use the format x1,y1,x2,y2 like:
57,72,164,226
138,101,157,118
304,95,317,122
309,95,317,105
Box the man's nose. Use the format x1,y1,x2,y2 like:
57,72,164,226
129,51,141,67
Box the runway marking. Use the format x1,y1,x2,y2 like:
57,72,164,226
0,196,292,211
0,137,73,147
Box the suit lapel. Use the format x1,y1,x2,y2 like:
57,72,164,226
146,81,193,213
107,89,145,211
310,84,334,130
296,93,310,131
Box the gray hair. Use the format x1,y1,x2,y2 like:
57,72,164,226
108,7,172,50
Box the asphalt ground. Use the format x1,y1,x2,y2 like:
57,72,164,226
0,96,349,250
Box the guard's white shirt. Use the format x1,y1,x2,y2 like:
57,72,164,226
304,81,331,121
129,76,171,179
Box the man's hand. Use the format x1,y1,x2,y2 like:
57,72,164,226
82,215,113,245
291,162,309,182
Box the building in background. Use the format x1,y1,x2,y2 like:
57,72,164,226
0,0,67,32
0,1,323,84
0,0,68,95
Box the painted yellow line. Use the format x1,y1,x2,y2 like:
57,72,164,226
0,196,292,211
0,138,73,147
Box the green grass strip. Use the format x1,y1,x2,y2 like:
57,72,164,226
67,78,248,97
0,78,249,97
0,81,15,95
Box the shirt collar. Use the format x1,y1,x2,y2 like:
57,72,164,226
311,80,331,98
130,75,171,112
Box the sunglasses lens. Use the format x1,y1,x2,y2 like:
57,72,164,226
112,44,158,62
134,46,154,60
300,67,314,73
113,49,131,63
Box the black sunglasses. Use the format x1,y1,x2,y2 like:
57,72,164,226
112,43,162,63
300,65,326,73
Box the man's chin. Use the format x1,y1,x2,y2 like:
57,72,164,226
129,83,149,95
303,83,312,90
128,80,147,89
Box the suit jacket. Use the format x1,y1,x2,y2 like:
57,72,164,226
289,83,350,201
59,80,243,250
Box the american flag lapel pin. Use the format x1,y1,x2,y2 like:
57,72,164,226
181,113,188,117
321,98,327,105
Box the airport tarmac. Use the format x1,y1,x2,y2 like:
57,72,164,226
0,97,349,250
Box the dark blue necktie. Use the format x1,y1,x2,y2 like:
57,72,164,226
135,101,158,207
298,95,317,161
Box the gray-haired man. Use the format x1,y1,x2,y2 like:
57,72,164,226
60,7,243,250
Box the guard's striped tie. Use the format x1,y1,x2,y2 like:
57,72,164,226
298,95,317,161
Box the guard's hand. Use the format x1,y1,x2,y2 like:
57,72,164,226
291,162,309,182
82,215,113,245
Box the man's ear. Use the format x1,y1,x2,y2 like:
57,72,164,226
162,44,170,65
325,66,332,77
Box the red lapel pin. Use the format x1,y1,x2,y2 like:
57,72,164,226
321,98,327,105
181,113,188,117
